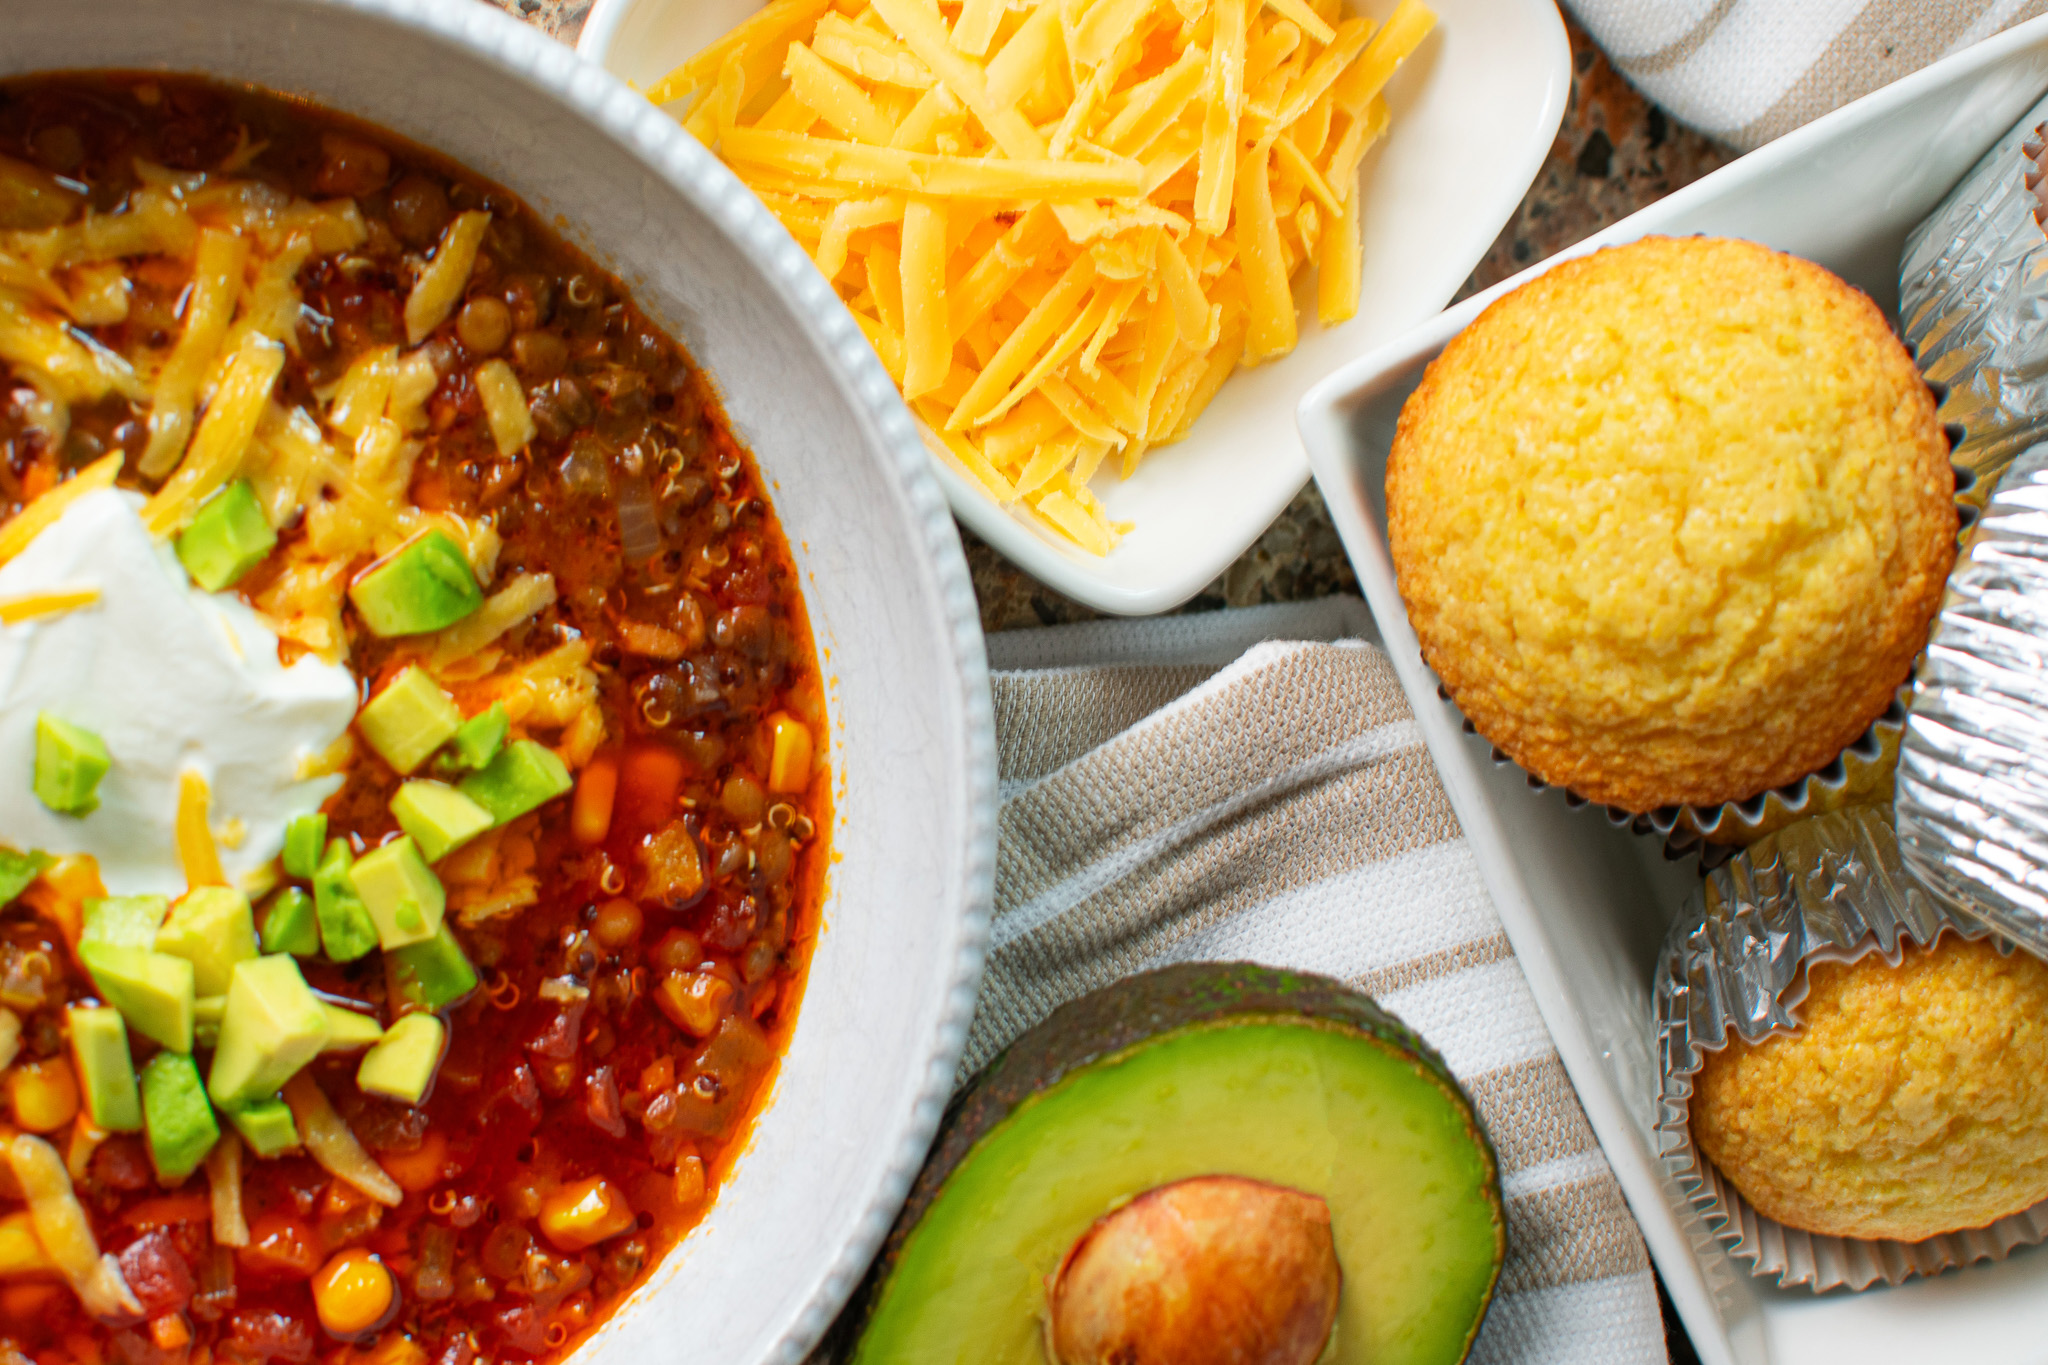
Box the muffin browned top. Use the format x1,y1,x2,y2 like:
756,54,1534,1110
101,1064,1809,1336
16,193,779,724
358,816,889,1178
1387,235,1954,811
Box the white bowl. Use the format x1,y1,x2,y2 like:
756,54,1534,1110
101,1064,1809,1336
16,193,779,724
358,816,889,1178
0,4,995,1364
1299,18,2048,1365
579,0,1569,614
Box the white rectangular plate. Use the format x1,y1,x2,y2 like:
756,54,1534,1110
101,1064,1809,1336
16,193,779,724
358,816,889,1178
1298,18,2048,1365
579,0,1569,614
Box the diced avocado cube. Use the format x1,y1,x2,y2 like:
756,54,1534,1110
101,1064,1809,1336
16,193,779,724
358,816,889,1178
78,943,194,1052
282,813,328,881
458,740,572,827
386,923,478,1015
34,713,109,816
82,895,170,950
207,956,329,1109
357,667,462,775
356,1012,445,1105
319,1003,385,1054
260,887,320,957
312,840,380,963
0,849,49,909
193,994,224,1049
390,781,493,863
140,1052,218,1184
438,704,509,775
346,837,444,949
67,1006,141,1133
174,481,276,593
348,530,482,638
155,887,258,997
224,1097,300,1158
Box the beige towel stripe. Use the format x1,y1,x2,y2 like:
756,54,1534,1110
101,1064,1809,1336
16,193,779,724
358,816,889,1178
1615,0,1740,76
997,646,1419,908
1731,0,2041,148
1353,931,1515,998
972,748,1461,1066
1463,1054,1605,1175
995,664,1222,784
1499,1178,1653,1295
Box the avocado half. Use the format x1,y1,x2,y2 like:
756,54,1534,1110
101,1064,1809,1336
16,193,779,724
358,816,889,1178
844,962,1507,1365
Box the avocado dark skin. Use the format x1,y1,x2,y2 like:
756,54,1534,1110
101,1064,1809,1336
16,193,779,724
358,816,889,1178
814,961,1506,1364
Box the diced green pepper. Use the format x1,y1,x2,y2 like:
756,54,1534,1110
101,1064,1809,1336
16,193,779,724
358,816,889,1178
33,713,108,816
385,923,477,1015
260,887,320,957
390,780,493,863
141,1051,219,1182
357,667,462,776
437,704,509,775
312,840,380,963
458,740,572,827
348,530,482,637
224,1097,300,1158
0,849,49,909
346,837,444,949
282,813,328,881
175,481,276,592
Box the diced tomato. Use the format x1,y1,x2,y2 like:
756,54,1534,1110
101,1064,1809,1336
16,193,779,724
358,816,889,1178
90,1137,152,1192
236,1212,322,1281
116,1233,194,1316
491,1304,548,1358
224,1310,314,1364
119,1194,212,1230
615,745,684,836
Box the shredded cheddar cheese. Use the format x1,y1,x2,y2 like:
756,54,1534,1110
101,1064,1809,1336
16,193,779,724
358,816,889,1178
653,0,1434,554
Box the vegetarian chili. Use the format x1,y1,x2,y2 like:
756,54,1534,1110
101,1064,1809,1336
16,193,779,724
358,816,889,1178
0,72,825,1365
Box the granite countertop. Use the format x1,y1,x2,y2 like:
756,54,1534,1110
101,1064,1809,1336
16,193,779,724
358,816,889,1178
493,0,1732,635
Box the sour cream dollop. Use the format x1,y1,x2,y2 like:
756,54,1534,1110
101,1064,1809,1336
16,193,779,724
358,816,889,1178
0,488,356,894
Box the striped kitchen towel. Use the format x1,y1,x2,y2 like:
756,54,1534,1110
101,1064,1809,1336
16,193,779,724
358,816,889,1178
1567,0,2048,150
969,598,1663,1365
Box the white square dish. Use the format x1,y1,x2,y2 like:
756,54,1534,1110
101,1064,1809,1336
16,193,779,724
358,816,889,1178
1298,18,2048,1365
578,0,1570,614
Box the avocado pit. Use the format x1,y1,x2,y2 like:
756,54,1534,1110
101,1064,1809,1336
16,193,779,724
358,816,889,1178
1045,1174,1341,1365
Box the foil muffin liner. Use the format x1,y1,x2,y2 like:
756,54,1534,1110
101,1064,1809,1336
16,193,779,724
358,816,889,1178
1653,805,2048,1291
1899,442,2048,958
1902,87,2048,501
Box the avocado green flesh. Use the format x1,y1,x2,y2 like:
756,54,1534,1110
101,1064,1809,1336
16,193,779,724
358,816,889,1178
856,1020,1499,1365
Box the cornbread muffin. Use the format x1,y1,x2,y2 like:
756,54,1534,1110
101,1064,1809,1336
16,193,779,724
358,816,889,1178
1692,936,2048,1242
1387,236,1956,811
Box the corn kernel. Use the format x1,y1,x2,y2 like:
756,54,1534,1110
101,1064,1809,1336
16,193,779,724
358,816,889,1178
149,1313,190,1350
311,1248,395,1338
538,1176,636,1251
9,1058,78,1133
0,1209,52,1279
766,713,812,794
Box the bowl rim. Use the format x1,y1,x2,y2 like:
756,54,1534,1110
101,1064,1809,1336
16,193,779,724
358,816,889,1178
574,0,1573,616
251,1,999,1359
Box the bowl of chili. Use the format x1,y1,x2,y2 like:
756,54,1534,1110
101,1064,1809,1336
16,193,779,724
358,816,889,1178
0,3,994,1365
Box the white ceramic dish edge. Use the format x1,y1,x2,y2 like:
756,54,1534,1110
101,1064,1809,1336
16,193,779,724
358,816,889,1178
0,4,997,1364
1300,18,2048,1365
577,0,1571,615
